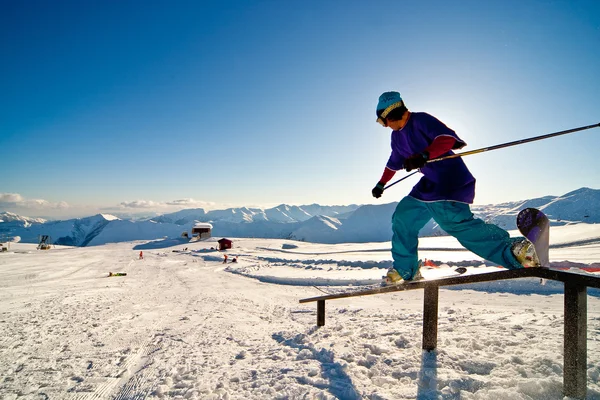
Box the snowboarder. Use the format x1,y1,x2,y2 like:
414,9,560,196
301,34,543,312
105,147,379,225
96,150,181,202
139,251,143,260
223,254,228,264
371,91,537,284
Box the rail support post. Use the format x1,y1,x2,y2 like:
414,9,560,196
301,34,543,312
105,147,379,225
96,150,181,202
317,300,325,326
422,285,439,351
564,282,587,399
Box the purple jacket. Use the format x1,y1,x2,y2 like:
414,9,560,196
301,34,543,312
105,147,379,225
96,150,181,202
386,112,476,203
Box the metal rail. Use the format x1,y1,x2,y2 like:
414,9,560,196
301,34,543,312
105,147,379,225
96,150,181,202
299,268,600,399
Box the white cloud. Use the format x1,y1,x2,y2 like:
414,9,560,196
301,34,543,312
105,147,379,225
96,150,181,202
118,200,160,209
2,194,218,219
119,198,215,210
0,193,24,203
0,193,70,210
166,198,215,208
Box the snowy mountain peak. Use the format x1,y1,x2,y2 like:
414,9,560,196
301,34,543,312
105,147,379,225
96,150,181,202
315,215,342,230
0,211,46,225
100,214,120,221
562,187,596,196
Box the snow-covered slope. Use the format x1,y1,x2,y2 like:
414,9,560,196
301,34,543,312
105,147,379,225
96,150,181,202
1,231,599,399
1,214,120,246
84,219,187,246
149,208,207,224
151,204,359,225
288,215,342,243
0,211,46,226
473,187,600,229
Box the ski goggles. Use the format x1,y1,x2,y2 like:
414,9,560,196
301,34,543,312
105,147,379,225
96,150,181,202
376,116,387,127
376,100,404,127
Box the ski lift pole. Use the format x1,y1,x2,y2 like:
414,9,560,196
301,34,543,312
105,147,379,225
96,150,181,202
383,122,599,190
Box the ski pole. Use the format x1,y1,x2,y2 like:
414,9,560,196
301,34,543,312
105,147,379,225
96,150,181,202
428,122,600,164
384,122,599,190
383,171,418,190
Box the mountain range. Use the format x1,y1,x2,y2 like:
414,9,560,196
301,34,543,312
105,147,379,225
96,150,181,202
0,187,598,247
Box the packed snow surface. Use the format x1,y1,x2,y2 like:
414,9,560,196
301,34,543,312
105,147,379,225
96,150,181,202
1,223,600,399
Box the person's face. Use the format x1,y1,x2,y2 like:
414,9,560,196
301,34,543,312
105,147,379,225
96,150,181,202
385,119,405,130
383,110,410,131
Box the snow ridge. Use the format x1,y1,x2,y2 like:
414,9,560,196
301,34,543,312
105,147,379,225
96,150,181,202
1,188,599,246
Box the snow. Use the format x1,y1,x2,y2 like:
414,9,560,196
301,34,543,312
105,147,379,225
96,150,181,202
193,222,213,228
1,224,600,399
100,214,121,221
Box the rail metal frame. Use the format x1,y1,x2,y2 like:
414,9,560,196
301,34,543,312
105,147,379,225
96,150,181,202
300,268,600,399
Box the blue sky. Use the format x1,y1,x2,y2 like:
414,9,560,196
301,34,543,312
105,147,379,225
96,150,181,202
1,0,599,219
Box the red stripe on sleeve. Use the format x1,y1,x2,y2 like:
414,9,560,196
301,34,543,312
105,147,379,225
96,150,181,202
425,136,456,159
379,167,396,184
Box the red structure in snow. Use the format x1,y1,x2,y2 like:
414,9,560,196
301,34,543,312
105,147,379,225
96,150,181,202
217,238,232,250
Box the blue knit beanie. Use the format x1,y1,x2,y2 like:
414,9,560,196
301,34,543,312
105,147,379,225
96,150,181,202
377,91,402,111
376,91,404,118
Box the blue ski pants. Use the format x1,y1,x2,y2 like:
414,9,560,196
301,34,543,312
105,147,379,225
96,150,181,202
391,196,523,280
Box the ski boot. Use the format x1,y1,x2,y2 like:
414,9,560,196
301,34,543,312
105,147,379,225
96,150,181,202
383,263,423,285
511,239,541,268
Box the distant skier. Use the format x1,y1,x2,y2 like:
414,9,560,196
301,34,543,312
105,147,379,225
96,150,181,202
371,91,538,284
223,254,228,264
139,251,143,260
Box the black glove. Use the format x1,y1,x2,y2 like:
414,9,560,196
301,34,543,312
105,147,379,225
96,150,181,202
372,182,385,198
404,152,429,172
